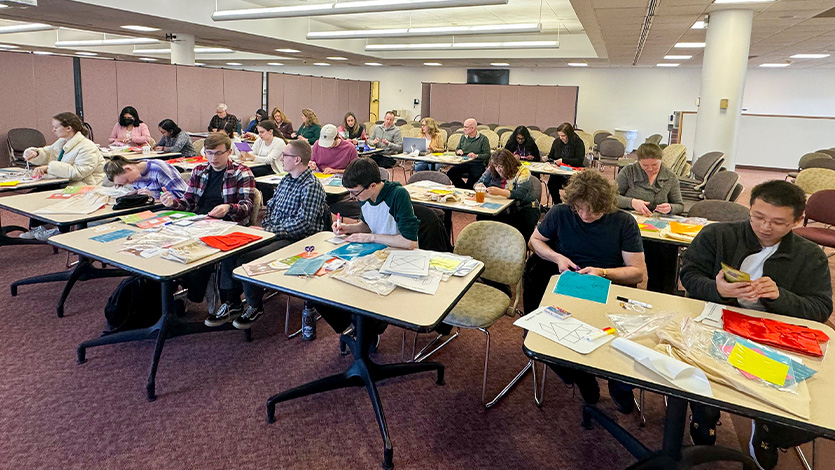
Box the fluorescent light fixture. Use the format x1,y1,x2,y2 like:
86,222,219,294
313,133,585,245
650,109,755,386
759,63,789,67
214,0,509,20
657,63,680,67
226,62,243,65
75,51,98,56
307,22,539,39
194,62,205,66
491,62,509,66
275,48,300,53
714,0,774,3
133,47,234,54
0,23,52,34
313,62,330,66
55,38,159,47
327,56,348,60
675,42,706,48
366,40,557,51
32,51,54,55
0,44,20,48
0,4,8,8
691,20,706,29
424,62,442,66
567,62,588,67
267,62,284,66
365,62,383,66
138,57,157,61
791,53,830,59
664,55,692,60
120,25,160,32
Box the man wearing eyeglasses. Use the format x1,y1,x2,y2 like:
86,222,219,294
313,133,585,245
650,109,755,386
203,139,330,330
680,180,831,469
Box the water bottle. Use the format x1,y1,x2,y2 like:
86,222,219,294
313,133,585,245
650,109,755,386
301,302,317,341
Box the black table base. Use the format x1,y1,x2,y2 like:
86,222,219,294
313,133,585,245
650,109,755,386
77,280,251,401
582,396,755,470
266,314,445,470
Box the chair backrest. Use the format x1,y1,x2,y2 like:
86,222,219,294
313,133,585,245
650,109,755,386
661,144,687,176
593,130,612,146
7,128,46,155
83,122,94,142
806,158,835,171
529,130,545,140
454,221,526,286
690,151,725,182
448,121,463,127
703,171,740,201
476,124,490,132
394,118,407,126
529,174,542,206
482,130,499,150
408,170,452,185
447,124,462,134
543,127,559,137
408,121,422,128
379,167,390,181
610,134,626,147
363,121,375,132
438,129,447,147
447,133,462,150
487,123,499,130
527,125,541,131
412,204,452,252
598,137,625,158
248,188,263,226
499,131,512,147
798,152,831,169
192,138,205,155
687,200,749,222
795,168,835,195
728,183,743,202
645,134,663,145
402,127,422,138
803,189,835,226
495,127,513,137
535,135,555,157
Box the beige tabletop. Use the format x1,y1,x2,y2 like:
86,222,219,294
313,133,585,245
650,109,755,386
255,174,348,196
102,151,182,161
403,182,514,216
0,169,69,193
391,152,467,166
233,231,484,332
522,161,576,176
524,275,835,439
0,188,162,226
50,222,274,281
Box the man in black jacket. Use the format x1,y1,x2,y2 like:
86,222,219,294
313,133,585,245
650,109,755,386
680,180,832,470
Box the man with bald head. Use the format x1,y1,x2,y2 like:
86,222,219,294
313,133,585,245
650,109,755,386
448,118,491,189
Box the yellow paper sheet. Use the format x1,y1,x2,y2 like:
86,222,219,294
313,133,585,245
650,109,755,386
0,180,19,186
728,343,790,386
669,221,703,236
430,257,462,271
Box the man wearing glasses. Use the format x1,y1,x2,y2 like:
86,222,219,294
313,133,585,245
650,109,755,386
680,180,831,469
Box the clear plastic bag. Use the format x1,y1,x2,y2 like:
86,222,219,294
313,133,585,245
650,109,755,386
607,311,675,340
332,253,396,296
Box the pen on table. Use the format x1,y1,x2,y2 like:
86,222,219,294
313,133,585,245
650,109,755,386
616,296,653,309
336,213,342,233
585,327,616,341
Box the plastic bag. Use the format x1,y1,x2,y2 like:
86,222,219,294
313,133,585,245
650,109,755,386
607,311,675,340
332,253,396,296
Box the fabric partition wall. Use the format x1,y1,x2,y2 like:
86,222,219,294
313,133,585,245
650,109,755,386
0,52,75,162
114,61,179,144
176,65,225,135
267,72,371,132
222,69,263,131
80,59,118,146
426,83,578,130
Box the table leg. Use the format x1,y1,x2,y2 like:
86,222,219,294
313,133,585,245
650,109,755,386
266,314,445,470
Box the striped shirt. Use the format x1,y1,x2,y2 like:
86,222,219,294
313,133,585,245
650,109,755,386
169,160,255,224
135,160,188,199
261,168,328,240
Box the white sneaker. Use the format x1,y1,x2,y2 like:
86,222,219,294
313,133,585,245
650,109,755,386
33,228,60,241
19,226,45,239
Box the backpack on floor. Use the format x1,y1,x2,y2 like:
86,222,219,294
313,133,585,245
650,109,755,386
104,275,164,334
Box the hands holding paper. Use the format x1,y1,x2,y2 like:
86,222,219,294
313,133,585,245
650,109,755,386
631,198,652,217
715,271,780,302
32,166,49,177
160,187,176,207
553,253,580,273
208,204,231,219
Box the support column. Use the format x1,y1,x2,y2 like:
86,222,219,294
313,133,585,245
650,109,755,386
692,9,753,170
170,33,195,66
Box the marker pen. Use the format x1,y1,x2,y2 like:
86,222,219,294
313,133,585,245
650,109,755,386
585,327,616,341
336,213,342,233
616,296,652,309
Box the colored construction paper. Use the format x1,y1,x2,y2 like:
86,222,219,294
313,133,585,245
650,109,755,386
285,256,328,276
327,242,387,261
554,270,611,304
90,229,136,243
480,202,502,210
727,342,790,386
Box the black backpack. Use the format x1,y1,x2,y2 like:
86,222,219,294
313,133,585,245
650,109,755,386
104,275,164,334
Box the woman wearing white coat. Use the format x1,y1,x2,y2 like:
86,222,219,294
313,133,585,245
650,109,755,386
24,112,105,185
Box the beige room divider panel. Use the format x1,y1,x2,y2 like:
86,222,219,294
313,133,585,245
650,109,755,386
115,61,179,143
266,73,285,117
175,65,224,135
222,69,262,131
80,58,118,146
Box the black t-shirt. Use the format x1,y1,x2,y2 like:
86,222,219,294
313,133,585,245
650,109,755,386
196,168,225,215
536,205,643,269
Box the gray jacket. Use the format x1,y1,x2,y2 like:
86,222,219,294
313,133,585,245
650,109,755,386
369,125,403,154
616,162,683,215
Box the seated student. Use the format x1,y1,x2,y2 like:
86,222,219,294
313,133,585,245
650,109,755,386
244,109,269,134
504,126,541,162
155,119,196,157
413,117,446,172
337,112,367,144
546,122,586,203
367,111,403,168
109,106,151,146
475,149,540,241
208,103,239,134
270,107,294,140
204,139,329,329
315,157,420,340
310,124,359,175
290,108,321,145
447,118,491,190
680,180,831,469
524,170,646,411
104,155,187,199
616,142,683,294
239,120,286,175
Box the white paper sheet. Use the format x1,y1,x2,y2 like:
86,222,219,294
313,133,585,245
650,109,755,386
380,249,431,278
34,192,108,215
388,271,442,295
514,309,613,354
695,302,724,329
611,337,713,397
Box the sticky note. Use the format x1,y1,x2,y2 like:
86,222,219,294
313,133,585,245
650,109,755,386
728,342,790,386
554,270,611,304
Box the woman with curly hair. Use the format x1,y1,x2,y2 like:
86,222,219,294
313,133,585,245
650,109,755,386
473,149,540,241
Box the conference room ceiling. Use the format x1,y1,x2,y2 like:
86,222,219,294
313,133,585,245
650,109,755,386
0,0,833,68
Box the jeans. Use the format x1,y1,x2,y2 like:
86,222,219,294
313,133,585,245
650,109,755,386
447,160,486,189
414,162,441,172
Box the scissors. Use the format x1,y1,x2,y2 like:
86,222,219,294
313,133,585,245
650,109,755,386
304,245,315,257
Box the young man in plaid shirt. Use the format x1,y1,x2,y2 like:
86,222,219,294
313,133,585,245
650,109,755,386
205,139,330,329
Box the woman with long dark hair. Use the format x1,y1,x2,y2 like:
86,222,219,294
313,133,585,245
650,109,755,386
504,126,541,161
546,122,586,203
155,119,195,157
109,106,151,146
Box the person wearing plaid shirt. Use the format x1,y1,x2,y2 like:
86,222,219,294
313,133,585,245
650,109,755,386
205,139,330,330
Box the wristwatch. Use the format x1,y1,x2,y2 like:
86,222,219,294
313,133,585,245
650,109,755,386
602,269,608,278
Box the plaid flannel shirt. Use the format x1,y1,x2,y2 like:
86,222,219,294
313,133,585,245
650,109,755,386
171,160,255,224
261,168,328,240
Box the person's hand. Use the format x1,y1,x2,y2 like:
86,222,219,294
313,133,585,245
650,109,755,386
555,253,579,273
751,276,780,300
553,158,563,165
244,132,257,140
297,136,306,141
631,198,652,217
468,152,477,159
486,187,509,197
160,187,176,207
290,132,297,138
136,188,153,197
308,161,318,170
456,149,464,156
32,166,48,177
715,270,756,300
322,167,338,174
372,138,380,145
208,204,231,219
240,152,253,162
345,233,375,243
23,149,38,161
655,203,672,214
153,146,163,151
578,266,605,277
382,138,390,146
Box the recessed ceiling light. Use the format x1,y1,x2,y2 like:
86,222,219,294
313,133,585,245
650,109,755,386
657,63,680,67
491,62,510,66
759,63,789,67
275,48,300,53
194,62,205,66
134,47,234,54
424,62,442,66
691,21,706,29
214,0,509,20
307,23,540,39
139,57,157,61
714,0,774,3
664,55,692,60
120,25,160,32
226,62,243,65
790,53,830,59
32,51,54,55
0,44,20,49
675,42,706,48
0,23,53,34
567,62,588,67
267,62,284,66
365,62,383,66
56,38,159,47
75,52,98,56
327,56,348,60
313,62,330,66
366,40,558,51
